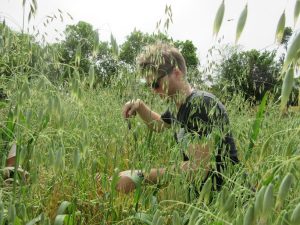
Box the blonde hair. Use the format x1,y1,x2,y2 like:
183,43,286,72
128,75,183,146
137,42,187,77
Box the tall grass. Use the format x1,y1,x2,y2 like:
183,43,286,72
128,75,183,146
0,70,299,224
0,1,300,224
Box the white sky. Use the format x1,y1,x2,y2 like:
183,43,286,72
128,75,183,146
1,0,300,60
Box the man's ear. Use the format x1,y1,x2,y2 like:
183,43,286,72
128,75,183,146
174,68,183,78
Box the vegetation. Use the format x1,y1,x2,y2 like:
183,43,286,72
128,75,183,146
0,0,300,225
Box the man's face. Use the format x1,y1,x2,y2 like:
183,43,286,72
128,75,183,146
145,70,177,99
145,73,169,98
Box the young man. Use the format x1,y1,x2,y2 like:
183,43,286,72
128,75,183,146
118,43,239,194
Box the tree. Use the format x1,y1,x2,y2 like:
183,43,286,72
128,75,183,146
174,40,199,68
94,41,123,86
281,27,293,48
215,49,282,102
119,30,200,73
119,30,171,65
61,21,99,73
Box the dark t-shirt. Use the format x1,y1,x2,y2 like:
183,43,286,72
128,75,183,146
161,90,239,190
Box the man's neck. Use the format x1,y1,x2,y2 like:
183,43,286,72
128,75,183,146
174,83,193,109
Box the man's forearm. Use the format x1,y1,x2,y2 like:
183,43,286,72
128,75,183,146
136,100,166,132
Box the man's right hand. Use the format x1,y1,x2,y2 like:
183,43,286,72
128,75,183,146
122,99,142,118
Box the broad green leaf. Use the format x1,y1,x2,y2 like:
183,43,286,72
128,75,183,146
280,64,294,112
294,0,300,26
246,92,268,160
282,32,300,72
54,215,72,225
213,0,225,37
235,4,248,44
275,11,286,44
57,201,72,215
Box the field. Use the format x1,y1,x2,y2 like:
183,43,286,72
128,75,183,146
0,72,299,224
1,0,300,224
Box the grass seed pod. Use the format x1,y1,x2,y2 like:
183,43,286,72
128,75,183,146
276,173,294,208
254,185,266,219
262,183,274,218
243,204,254,225
291,203,300,225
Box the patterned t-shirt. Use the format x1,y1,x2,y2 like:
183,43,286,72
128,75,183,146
161,90,239,190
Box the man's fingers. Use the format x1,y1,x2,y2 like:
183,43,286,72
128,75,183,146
127,107,135,117
123,100,139,118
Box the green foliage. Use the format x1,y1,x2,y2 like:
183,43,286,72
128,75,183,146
60,21,98,75
0,2,300,225
119,30,200,79
281,27,293,49
0,23,42,78
215,49,282,102
174,40,199,68
119,30,171,65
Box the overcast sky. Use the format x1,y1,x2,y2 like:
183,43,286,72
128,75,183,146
1,0,300,59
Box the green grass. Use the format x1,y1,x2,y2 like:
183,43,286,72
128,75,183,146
0,74,299,225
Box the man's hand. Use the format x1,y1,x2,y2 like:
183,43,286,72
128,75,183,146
122,99,141,118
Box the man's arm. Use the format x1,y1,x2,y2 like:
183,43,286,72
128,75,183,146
144,143,211,184
123,99,170,132
180,143,211,175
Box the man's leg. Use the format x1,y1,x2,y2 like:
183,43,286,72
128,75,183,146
116,168,166,194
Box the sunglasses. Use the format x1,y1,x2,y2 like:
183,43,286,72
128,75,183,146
150,74,167,89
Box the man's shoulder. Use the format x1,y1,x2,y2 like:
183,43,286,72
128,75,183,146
191,90,217,100
188,90,219,106
188,90,228,115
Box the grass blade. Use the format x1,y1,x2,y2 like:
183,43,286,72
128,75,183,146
57,201,72,215
246,92,268,160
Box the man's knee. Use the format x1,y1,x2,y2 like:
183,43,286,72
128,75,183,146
116,175,136,193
